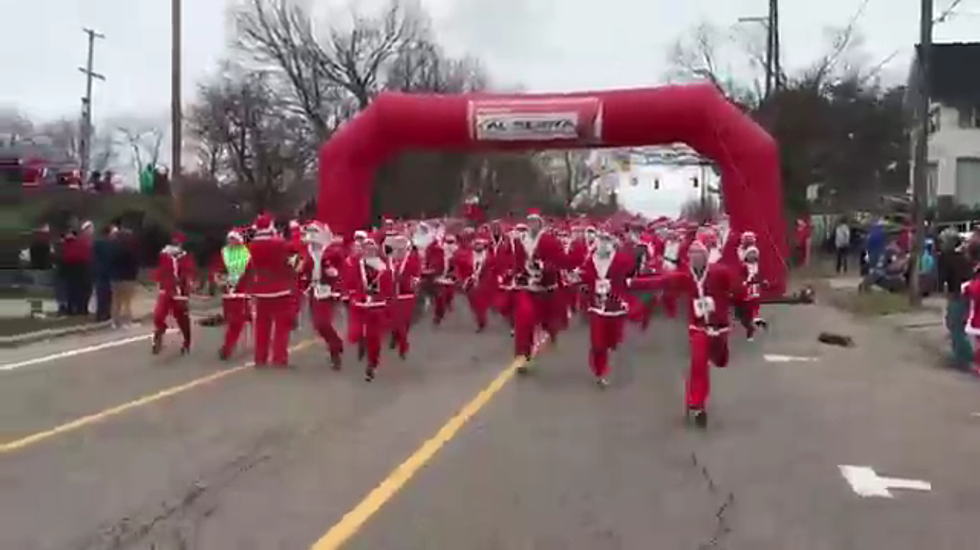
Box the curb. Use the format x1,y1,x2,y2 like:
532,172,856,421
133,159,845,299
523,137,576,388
0,301,223,348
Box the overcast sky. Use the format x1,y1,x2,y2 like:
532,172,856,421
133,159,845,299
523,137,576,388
2,0,978,214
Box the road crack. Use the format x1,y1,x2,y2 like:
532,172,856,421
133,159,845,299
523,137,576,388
68,428,290,550
691,451,736,550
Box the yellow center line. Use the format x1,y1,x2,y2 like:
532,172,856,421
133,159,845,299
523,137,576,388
0,340,316,454
310,343,543,550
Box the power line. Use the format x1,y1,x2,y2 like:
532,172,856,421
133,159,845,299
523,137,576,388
935,0,965,22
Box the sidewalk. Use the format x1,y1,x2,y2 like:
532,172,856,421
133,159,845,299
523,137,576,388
0,287,220,347
819,274,950,357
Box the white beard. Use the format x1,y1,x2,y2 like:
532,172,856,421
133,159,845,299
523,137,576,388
365,257,385,271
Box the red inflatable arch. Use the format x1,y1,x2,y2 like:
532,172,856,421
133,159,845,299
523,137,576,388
318,84,787,296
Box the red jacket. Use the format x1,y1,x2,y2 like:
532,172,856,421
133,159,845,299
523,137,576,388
345,258,394,309
509,231,565,291
242,234,296,298
298,243,346,300
389,251,421,300
739,261,765,300
631,264,746,332
155,246,196,298
580,251,634,316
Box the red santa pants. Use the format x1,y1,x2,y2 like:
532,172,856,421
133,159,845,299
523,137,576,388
513,290,560,357
346,301,362,344
389,296,416,357
589,312,625,378
662,291,678,318
433,283,456,324
310,297,343,356
466,287,492,330
153,294,190,346
254,295,292,366
221,296,250,356
687,328,731,410
356,306,387,369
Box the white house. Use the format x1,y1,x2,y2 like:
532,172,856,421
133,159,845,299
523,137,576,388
908,42,980,207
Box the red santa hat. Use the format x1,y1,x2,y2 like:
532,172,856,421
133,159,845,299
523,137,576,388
354,230,368,240
688,239,708,257
526,208,543,221
171,231,186,245
227,230,243,243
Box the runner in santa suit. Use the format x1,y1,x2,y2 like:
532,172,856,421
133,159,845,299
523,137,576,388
211,230,251,360
510,210,566,368
152,233,195,355
287,219,305,329
241,214,296,368
387,235,421,359
629,239,747,428
739,244,769,340
345,239,394,381
413,221,438,318
579,232,634,388
346,230,369,360
659,228,683,318
299,222,346,369
491,223,517,332
736,231,757,262
428,233,459,325
459,234,498,332
564,225,588,317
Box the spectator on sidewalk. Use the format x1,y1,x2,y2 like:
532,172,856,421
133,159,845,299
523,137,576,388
111,225,140,327
28,224,53,286
78,221,95,312
834,218,851,273
59,229,87,315
917,238,937,296
92,224,116,322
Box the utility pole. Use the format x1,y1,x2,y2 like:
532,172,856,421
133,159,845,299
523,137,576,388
171,0,183,216
78,28,105,182
737,12,775,97
909,0,933,306
171,0,182,181
770,0,780,90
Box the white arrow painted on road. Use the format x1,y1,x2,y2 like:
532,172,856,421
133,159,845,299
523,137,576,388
838,465,932,498
763,354,818,363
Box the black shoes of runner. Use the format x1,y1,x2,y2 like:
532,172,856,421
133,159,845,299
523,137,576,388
689,408,708,429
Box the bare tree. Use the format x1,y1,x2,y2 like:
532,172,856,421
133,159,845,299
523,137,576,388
116,121,164,175
234,0,424,136
385,37,488,93
188,68,317,212
0,108,35,147
666,22,757,106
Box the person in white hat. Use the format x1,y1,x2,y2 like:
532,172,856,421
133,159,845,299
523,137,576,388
299,222,346,369
387,233,421,358
348,238,394,381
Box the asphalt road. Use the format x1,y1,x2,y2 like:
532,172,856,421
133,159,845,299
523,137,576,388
1,300,979,550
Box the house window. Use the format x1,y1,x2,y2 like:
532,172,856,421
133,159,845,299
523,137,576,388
955,158,980,207
958,105,980,129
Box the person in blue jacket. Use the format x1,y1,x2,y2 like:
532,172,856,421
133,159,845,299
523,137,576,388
91,224,117,322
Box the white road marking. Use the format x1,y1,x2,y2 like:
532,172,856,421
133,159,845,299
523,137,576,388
838,465,932,498
0,330,171,372
763,354,818,363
